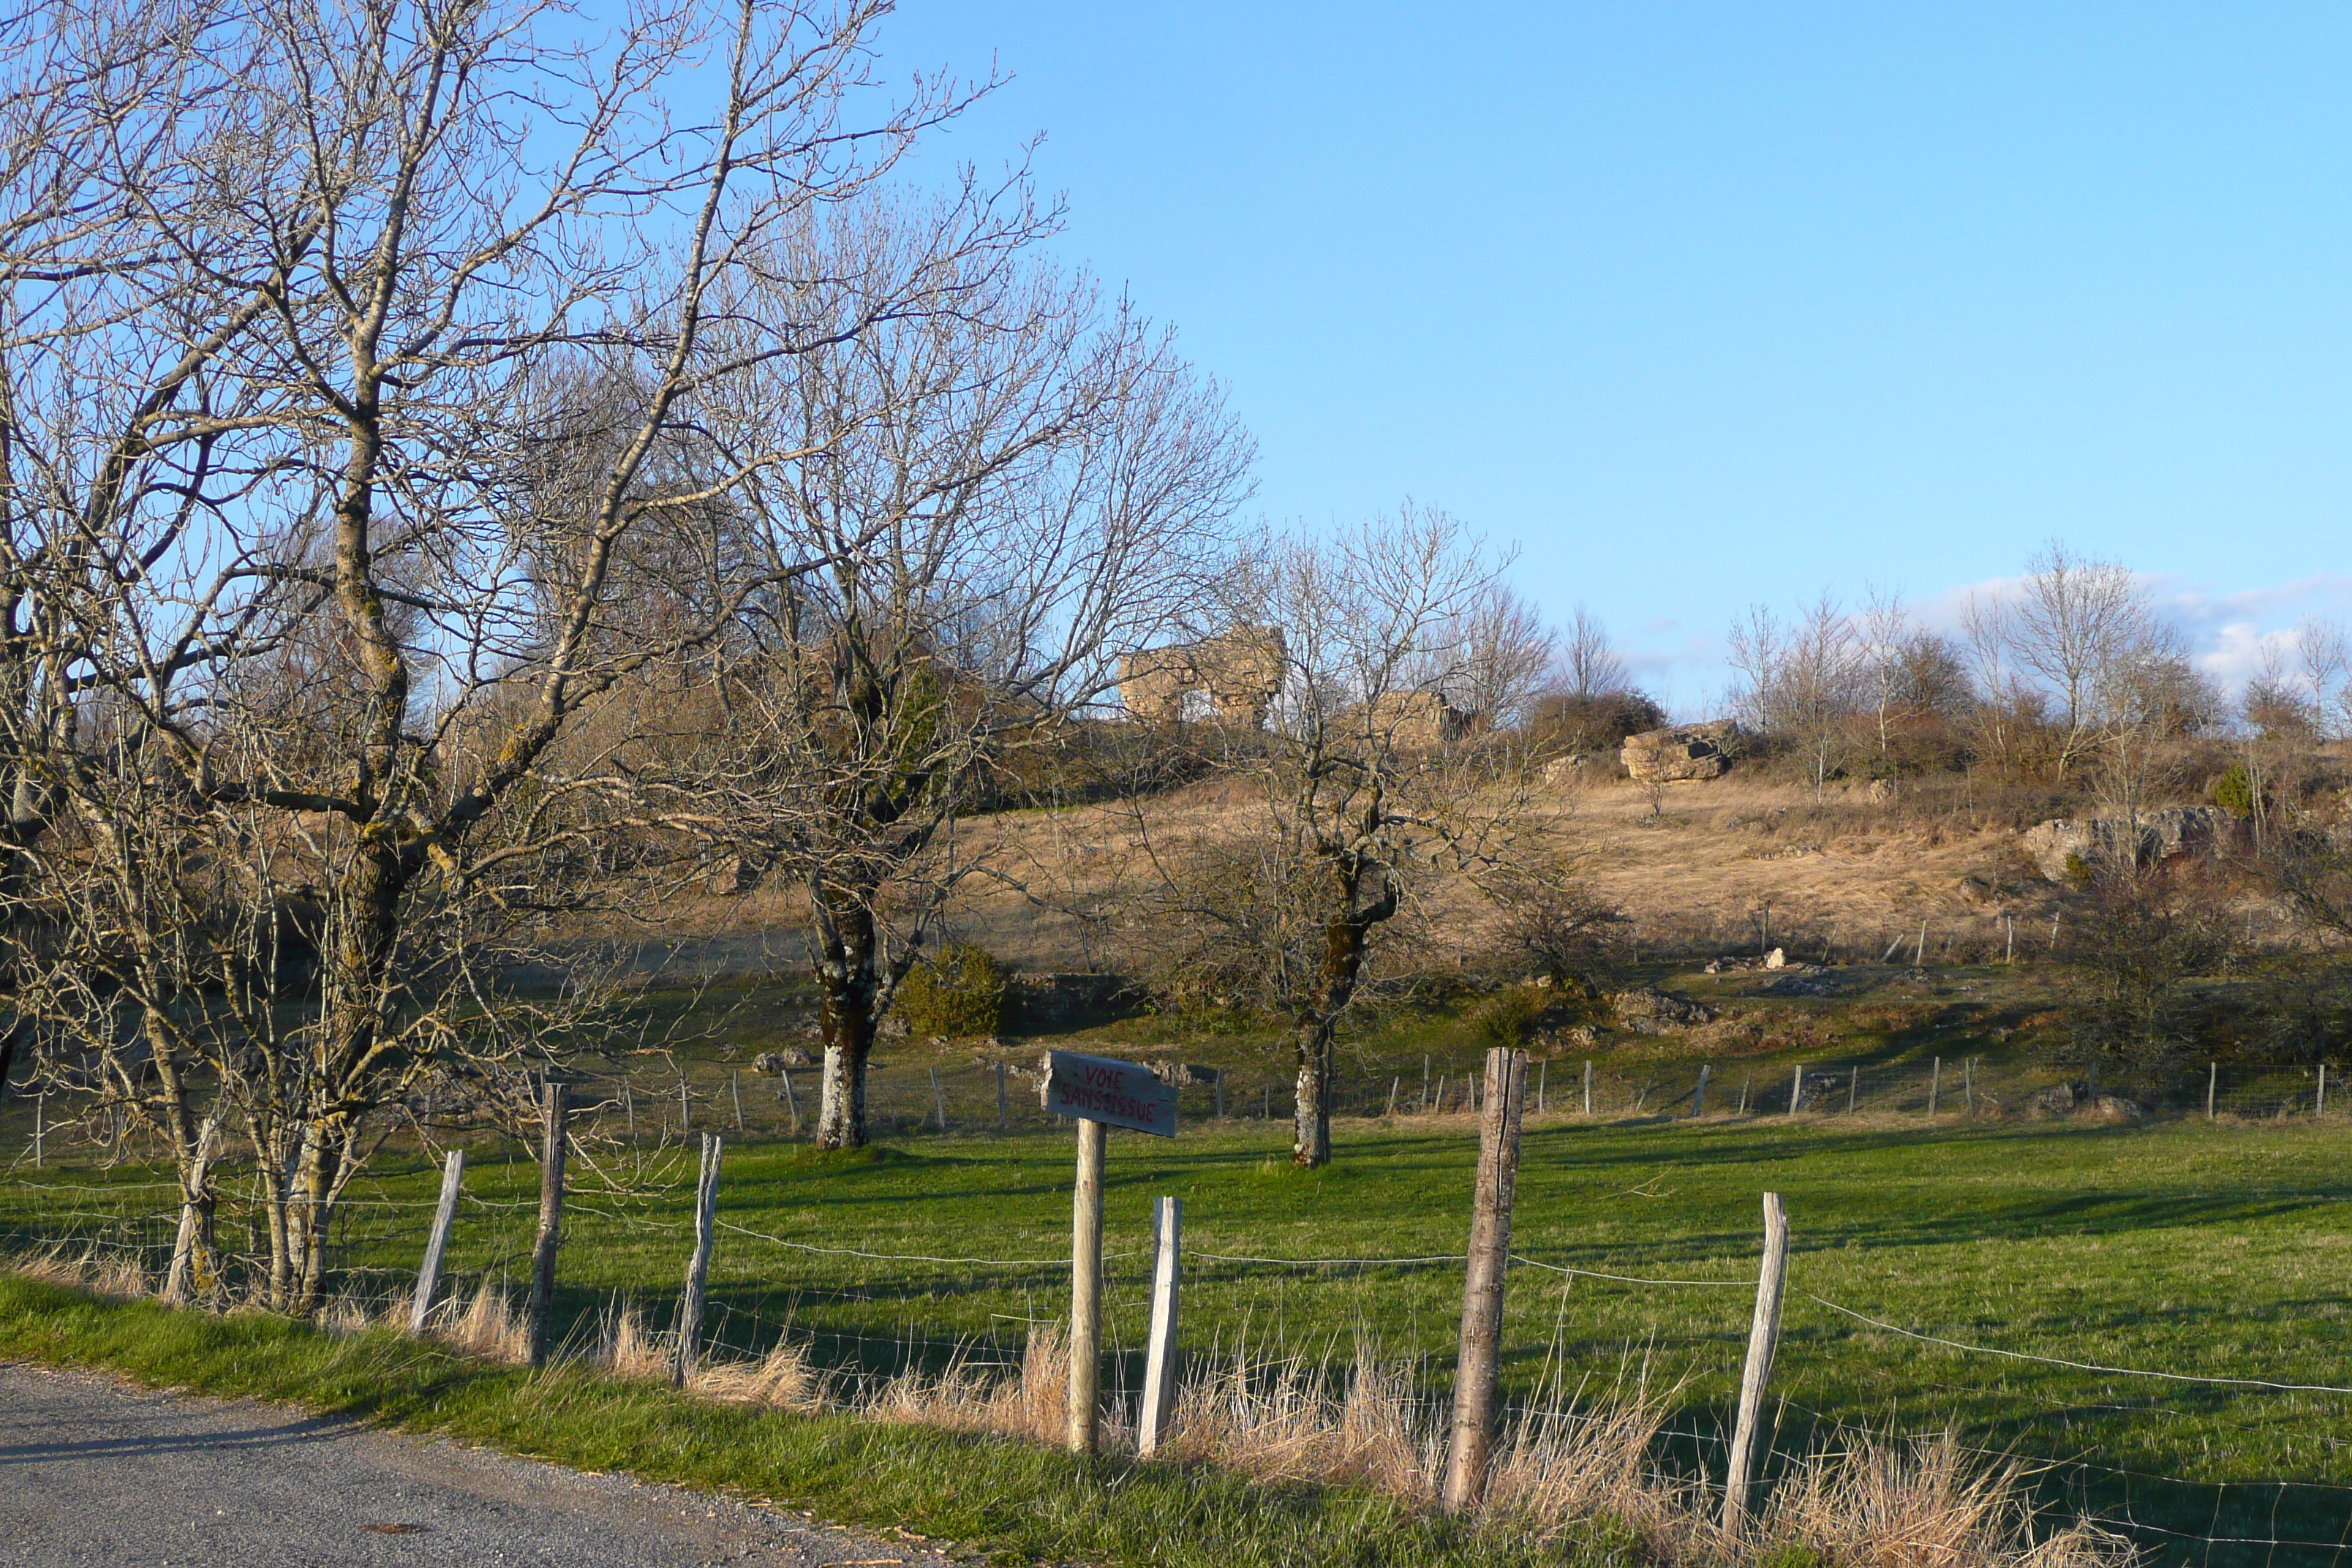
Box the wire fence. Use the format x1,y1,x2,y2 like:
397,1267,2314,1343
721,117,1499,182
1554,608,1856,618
4,1069,2350,1568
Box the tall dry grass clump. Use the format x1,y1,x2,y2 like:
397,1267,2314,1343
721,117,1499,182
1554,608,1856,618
439,1278,529,1363
868,1324,1077,1446
13,1243,151,1301
1752,1433,2137,1568
1164,1338,1434,1494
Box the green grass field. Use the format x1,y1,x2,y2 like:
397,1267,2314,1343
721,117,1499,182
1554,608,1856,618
10,1103,2352,1563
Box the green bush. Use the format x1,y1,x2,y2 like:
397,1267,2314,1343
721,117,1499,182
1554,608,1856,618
896,942,1008,1039
1474,985,1546,1045
2213,762,2257,819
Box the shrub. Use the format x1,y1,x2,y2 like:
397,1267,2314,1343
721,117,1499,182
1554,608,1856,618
896,942,1008,1039
1474,986,1546,1045
2212,761,2256,820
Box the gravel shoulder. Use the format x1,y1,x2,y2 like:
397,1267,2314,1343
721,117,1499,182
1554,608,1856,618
0,1360,962,1568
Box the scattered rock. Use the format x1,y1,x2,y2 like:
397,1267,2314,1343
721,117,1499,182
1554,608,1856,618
1956,875,1995,904
1612,986,1716,1034
2028,1081,2145,1119
1620,720,1743,784
1540,752,1617,784
1763,946,1787,970
1791,1071,1845,1112
1757,972,1840,998
1150,1060,1220,1087
1562,1023,1599,1049
753,1046,816,1074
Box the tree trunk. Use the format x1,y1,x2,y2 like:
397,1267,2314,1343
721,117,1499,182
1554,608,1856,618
815,896,882,1149
1292,1018,1333,1167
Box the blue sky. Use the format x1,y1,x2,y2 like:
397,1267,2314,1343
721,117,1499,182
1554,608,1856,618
866,3,2352,715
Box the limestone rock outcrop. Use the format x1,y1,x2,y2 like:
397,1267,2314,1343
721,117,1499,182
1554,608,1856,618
2020,806,2231,883
1620,720,1741,783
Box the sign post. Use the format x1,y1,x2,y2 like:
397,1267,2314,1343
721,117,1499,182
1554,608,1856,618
1041,1051,1178,1454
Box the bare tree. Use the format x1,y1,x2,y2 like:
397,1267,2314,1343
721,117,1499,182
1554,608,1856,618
642,198,1253,1150
2006,543,2159,782
0,0,1000,1312
1558,603,1631,700
1728,593,1864,798
1116,510,1550,1168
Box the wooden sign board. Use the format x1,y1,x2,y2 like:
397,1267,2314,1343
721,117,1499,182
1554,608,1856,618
1040,1050,1178,1138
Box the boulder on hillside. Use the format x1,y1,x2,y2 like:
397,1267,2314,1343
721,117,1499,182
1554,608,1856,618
2021,805,2231,883
1621,720,1742,784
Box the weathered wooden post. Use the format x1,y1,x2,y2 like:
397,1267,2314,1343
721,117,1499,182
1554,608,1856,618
1846,1064,1860,1112
524,1082,570,1368
31,1090,43,1167
1583,1058,1594,1116
1442,1047,1529,1511
1964,1056,1975,1113
1386,1077,1400,1117
1694,1063,1710,1118
997,1062,1009,1130
2208,1060,2217,1121
1067,1117,1108,1453
625,1086,636,1142
2321,1064,2330,1118
780,1068,799,1135
1537,1060,1547,1115
1738,1070,1752,1115
1929,1057,1941,1116
673,1132,723,1386
1787,1062,1803,1117
1138,1194,1183,1458
1422,1053,1431,1112
678,1074,690,1133
1041,1049,1177,1455
929,1068,947,1131
408,1148,466,1333
731,1073,744,1131
1722,1191,1790,1533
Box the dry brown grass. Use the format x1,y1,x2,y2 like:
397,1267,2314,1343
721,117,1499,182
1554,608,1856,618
1,1250,2134,1568
12,1243,151,1301
1754,1433,2136,1568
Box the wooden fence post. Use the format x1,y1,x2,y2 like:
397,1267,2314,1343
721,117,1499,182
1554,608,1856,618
1694,1063,1710,1118
1139,1194,1183,1458
731,1073,744,1131
625,1086,635,1142
1722,1192,1790,1532
1964,1056,1975,1113
2208,1060,2217,1121
1068,1117,1108,1454
679,1074,690,1133
1738,1071,1751,1115
1583,1058,1594,1116
673,1132,723,1386
1847,1065,1860,1112
524,1082,569,1368
930,1068,946,1131
780,1068,799,1136
1787,1063,1803,1117
1433,1075,1446,1115
998,1062,1009,1130
408,1147,465,1333
1387,1077,1400,1117
1422,1053,1431,1112
1914,918,1928,966
31,1090,42,1167
2321,1064,2330,1118
1537,1060,1547,1115
1441,1047,1529,1511
1928,1057,1941,1116
1214,1072,1225,1120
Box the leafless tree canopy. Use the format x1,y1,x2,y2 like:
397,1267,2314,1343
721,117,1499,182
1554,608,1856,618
0,0,1033,1311
629,197,1254,1149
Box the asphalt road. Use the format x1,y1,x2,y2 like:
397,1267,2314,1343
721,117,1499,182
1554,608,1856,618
0,1361,961,1568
